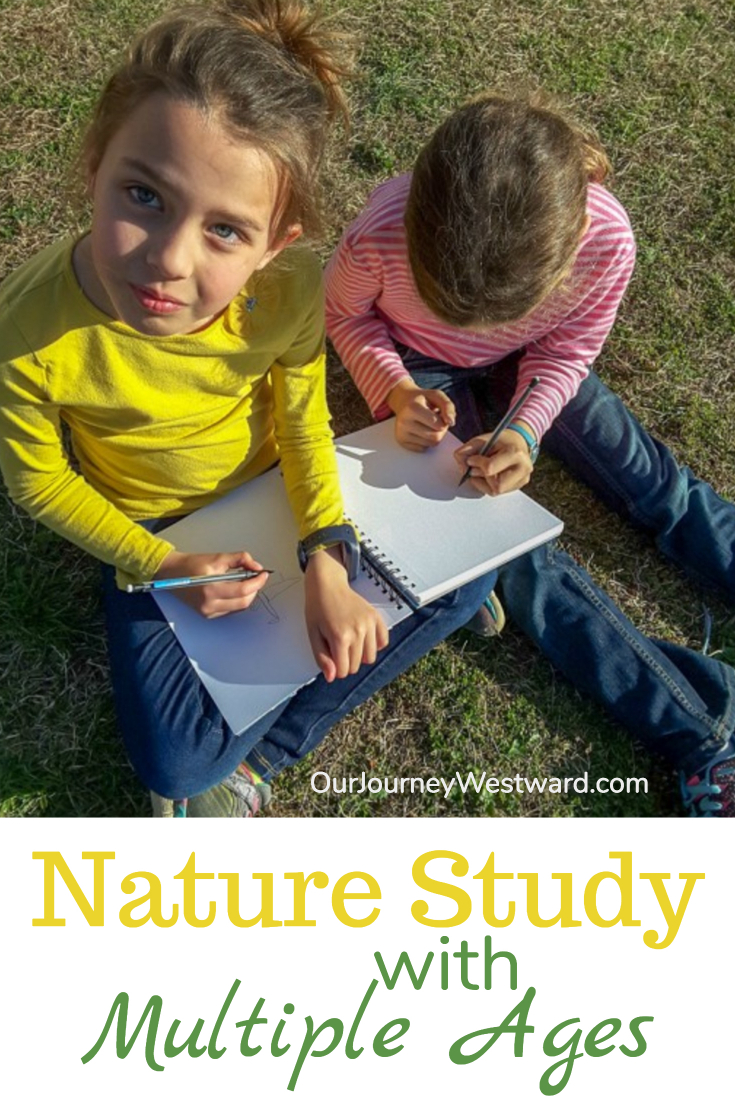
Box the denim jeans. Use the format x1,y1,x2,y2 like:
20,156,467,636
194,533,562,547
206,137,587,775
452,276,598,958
102,550,494,799
403,345,735,776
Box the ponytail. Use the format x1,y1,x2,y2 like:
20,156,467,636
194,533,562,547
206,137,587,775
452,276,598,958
218,0,350,124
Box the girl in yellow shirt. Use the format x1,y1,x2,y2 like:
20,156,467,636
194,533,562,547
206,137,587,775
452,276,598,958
0,0,492,816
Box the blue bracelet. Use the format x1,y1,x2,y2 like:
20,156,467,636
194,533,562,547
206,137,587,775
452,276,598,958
507,421,539,463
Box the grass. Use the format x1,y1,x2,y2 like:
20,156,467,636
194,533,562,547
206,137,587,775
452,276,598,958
1,0,734,818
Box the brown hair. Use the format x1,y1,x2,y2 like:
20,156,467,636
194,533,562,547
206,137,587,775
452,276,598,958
405,92,611,326
80,0,351,239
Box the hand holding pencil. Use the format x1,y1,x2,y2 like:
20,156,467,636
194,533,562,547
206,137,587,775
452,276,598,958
140,549,271,619
455,378,540,494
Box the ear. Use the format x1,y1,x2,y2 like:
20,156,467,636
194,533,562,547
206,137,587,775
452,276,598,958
255,223,303,270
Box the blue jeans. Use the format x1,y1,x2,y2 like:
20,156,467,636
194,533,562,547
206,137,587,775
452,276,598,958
404,345,735,776
102,550,494,799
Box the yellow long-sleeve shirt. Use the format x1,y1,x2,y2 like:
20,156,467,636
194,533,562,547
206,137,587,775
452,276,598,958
0,238,343,584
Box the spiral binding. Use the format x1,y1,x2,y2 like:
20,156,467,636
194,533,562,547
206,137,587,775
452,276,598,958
346,517,420,611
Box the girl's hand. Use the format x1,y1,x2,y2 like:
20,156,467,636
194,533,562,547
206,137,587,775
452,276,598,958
304,547,389,682
155,549,270,618
454,429,535,495
388,378,456,451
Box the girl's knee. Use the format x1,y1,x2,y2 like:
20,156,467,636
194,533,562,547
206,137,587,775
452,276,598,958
121,707,234,800
135,751,225,802
434,570,497,621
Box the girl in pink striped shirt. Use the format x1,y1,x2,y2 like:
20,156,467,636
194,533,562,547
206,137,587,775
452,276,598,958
326,93,735,816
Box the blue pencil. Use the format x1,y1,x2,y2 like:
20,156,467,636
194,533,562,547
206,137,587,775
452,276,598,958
126,568,272,594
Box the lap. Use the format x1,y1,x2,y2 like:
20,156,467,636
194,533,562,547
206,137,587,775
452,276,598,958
102,561,494,797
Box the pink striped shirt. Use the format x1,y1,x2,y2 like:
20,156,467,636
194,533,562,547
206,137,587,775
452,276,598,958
325,174,636,440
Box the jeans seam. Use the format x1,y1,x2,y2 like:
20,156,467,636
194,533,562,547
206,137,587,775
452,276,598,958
565,560,730,741
554,417,733,595
553,415,640,519
249,745,282,777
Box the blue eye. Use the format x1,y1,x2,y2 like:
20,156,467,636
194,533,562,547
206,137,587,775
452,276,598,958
129,185,161,208
211,223,241,244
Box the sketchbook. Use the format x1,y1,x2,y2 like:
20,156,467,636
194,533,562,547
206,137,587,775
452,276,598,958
154,419,563,735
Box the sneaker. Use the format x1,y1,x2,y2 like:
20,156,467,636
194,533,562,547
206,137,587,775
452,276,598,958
150,793,188,817
151,763,272,819
188,762,272,818
680,738,735,817
464,591,506,638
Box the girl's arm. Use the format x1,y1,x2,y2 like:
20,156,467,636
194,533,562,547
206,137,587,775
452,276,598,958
270,268,345,538
512,265,636,441
0,356,283,614
505,212,637,444
304,547,389,682
324,226,413,420
270,258,388,679
456,225,636,496
0,362,289,620
326,230,461,451
0,350,174,585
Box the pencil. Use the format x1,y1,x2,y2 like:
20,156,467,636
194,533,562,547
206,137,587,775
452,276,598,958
458,377,541,488
126,568,272,594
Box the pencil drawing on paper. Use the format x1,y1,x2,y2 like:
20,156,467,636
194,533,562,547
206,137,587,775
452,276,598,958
252,571,300,624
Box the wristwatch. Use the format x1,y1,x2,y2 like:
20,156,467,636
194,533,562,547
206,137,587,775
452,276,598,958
297,523,361,582
507,421,540,464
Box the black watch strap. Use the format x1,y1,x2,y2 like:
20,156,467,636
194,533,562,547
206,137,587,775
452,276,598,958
297,523,361,582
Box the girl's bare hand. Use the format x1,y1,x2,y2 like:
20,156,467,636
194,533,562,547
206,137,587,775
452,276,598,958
304,547,389,681
388,378,456,451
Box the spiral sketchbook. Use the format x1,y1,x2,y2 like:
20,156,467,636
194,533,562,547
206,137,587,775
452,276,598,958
153,420,563,735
